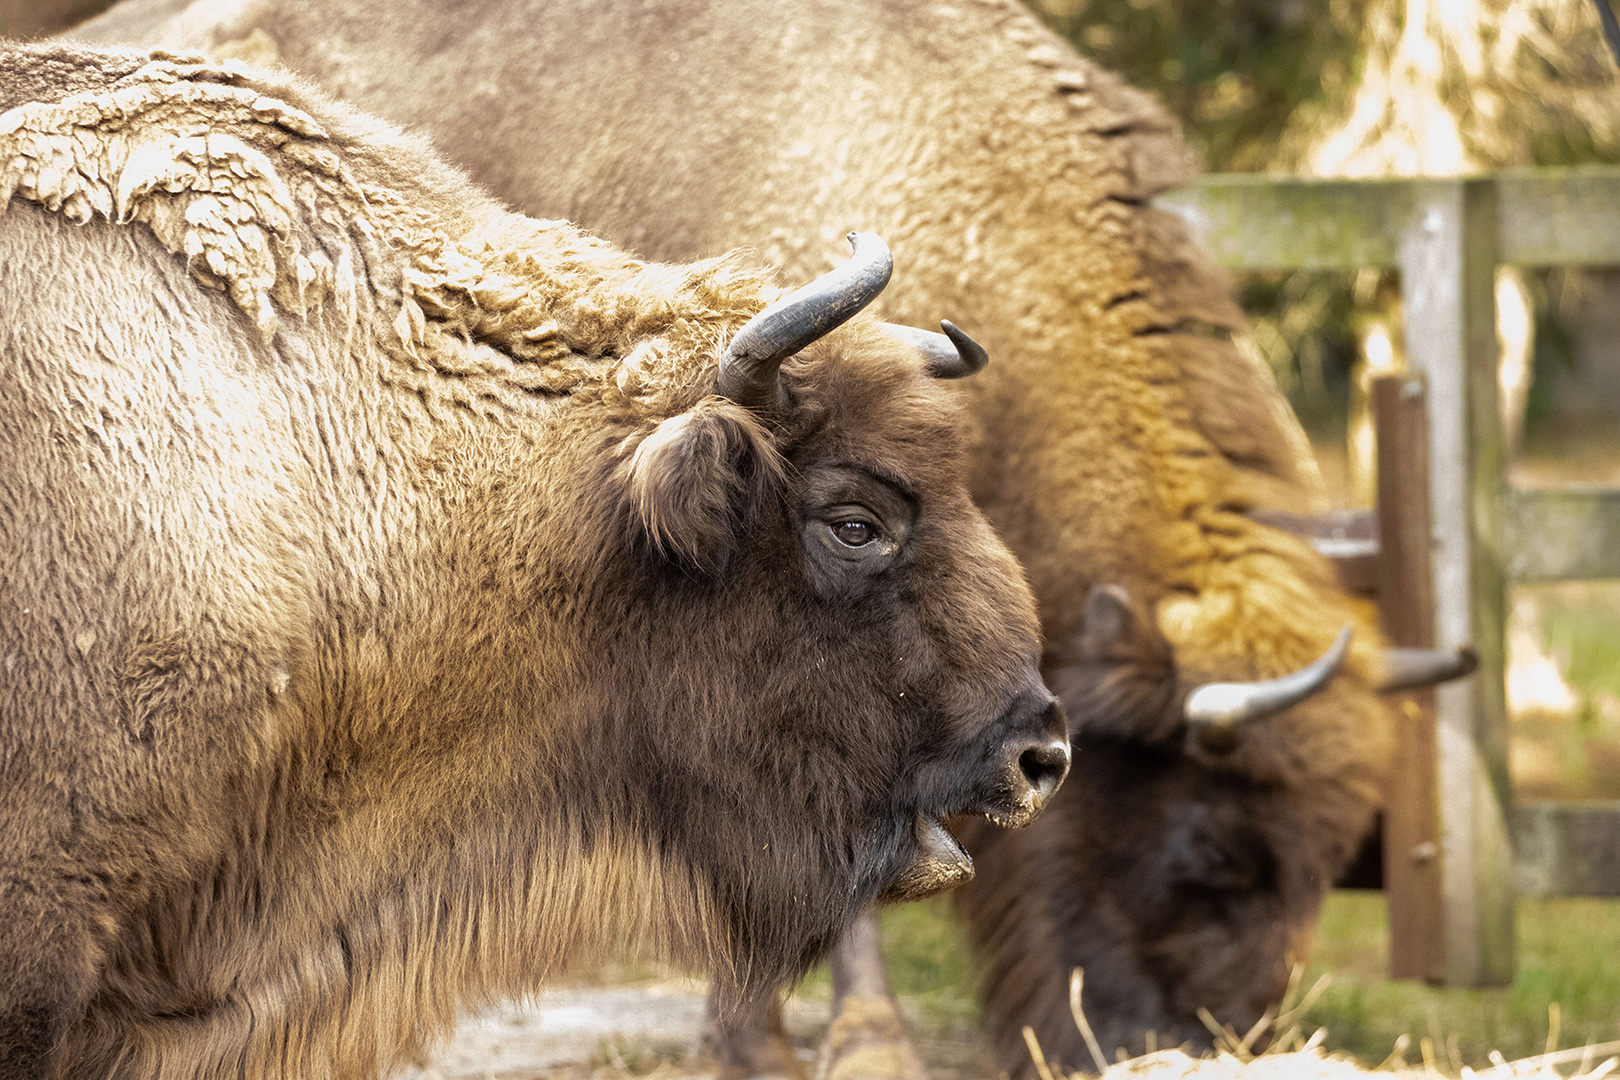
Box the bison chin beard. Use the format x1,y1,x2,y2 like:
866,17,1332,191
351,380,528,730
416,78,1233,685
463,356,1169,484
706,808,970,1016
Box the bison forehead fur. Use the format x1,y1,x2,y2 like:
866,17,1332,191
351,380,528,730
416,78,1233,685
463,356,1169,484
0,44,1051,1079
65,0,1397,1068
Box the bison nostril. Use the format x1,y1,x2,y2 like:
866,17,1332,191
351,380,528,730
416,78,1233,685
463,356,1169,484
1018,740,1070,805
983,692,1070,825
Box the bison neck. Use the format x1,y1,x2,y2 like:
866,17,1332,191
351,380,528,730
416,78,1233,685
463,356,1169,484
74,788,717,1077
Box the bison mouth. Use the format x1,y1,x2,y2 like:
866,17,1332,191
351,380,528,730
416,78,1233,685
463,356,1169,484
877,814,973,903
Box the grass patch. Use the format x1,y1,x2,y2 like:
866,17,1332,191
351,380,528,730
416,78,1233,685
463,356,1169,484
858,891,1620,1070
1295,891,1620,1066
794,897,980,1030
1512,582,1620,800
1537,583,1620,705
880,897,982,1032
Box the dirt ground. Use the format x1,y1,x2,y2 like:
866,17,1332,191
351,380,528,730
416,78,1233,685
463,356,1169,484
401,980,997,1080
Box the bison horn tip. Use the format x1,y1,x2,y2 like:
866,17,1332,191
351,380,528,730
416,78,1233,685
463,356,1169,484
882,319,990,379
1376,643,1479,692
1185,625,1353,749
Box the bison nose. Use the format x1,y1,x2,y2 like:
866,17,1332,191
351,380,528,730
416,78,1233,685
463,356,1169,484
1020,729,1070,805
984,693,1070,828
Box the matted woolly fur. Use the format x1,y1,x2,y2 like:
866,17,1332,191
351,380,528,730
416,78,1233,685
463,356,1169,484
0,48,780,426
0,43,1056,1080
0,46,756,1078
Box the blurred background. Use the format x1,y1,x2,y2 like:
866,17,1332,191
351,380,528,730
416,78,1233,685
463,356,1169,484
5,0,1619,1071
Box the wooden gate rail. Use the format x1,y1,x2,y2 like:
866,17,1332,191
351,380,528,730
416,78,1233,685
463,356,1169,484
1161,168,1620,270
1158,166,1620,988
1505,488,1620,582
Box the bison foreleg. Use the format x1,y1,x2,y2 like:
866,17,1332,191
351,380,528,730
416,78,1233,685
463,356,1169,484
815,910,928,1080
703,909,928,1080
705,987,806,1080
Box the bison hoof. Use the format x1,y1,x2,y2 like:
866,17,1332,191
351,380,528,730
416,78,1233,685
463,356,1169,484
815,995,929,1080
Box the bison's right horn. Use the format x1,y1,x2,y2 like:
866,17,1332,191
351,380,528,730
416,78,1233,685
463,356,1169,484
1184,626,1353,752
1376,645,1478,692
716,231,893,409
883,320,990,379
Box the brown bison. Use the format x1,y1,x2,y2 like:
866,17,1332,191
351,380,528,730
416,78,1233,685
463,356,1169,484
0,44,1071,1079
64,1,1476,1073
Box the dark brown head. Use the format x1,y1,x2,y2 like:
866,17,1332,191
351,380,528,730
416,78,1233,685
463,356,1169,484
961,578,1425,1073
590,234,1067,1002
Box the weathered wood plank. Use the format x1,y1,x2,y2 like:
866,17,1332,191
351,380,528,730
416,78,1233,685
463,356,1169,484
1158,167,1620,271
1504,488,1620,582
1399,178,1515,988
1497,168,1620,266
1515,802,1620,898
1257,487,1620,588
1373,375,1447,982
1337,808,1620,898
1159,175,1412,270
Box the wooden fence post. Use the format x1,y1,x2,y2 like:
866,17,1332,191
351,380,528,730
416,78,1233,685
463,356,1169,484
1373,375,1446,982
1397,178,1514,987
1161,166,1620,917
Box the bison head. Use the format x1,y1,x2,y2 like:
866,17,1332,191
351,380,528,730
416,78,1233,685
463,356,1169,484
961,573,1470,1072
601,234,1067,1005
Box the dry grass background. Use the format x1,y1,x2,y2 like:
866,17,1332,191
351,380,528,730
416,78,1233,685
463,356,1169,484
1004,959,1620,1080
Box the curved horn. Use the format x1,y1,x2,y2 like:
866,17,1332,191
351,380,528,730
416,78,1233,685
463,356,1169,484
716,231,893,409
1376,645,1478,692
1185,626,1353,751
883,320,990,379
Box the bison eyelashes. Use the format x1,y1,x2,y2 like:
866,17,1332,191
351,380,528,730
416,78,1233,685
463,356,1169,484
809,508,898,565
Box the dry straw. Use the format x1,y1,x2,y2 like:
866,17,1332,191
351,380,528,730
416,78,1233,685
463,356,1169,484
1024,967,1620,1080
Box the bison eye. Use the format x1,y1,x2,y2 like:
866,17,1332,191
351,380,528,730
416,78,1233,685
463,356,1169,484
798,468,913,594
832,520,875,547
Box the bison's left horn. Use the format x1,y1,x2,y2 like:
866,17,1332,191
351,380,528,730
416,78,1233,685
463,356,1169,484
716,231,893,409
883,320,990,379
1184,626,1352,751
1376,645,1478,692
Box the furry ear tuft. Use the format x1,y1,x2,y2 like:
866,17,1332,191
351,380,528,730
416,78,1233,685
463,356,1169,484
622,398,785,569
1047,584,1181,744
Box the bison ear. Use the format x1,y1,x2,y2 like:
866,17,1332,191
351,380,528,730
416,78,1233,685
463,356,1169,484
1047,584,1181,744
621,398,786,570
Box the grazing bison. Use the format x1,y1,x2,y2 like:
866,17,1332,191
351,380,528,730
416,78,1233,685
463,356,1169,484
0,44,1071,1079
65,1,1476,1073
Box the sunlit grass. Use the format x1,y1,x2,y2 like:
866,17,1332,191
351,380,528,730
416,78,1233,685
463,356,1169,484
1302,891,1620,1067
1537,583,1620,706
1511,582,1620,801
851,891,1620,1071
795,896,979,1030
